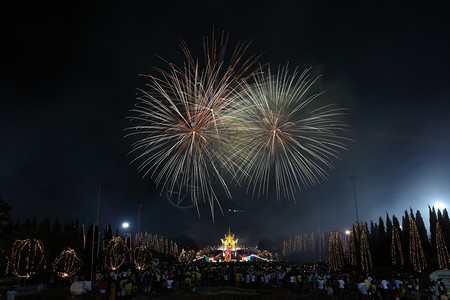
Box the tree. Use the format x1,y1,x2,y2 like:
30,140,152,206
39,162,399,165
442,209,450,251
415,210,430,252
391,226,404,266
386,213,393,259
401,211,411,263
258,238,275,251
378,216,389,264
0,197,11,233
103,225,113,246
436,222,450,270
410,217,427,273
328,232,344,271
53,219,62,236
360,222,372,272
429,206,437,255
348,224,357,266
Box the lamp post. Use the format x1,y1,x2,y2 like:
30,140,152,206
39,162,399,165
91,179,103,281
137,204,143,239
315,201,321,262
122,222,130,249
349,175,359,224
96,180,103,260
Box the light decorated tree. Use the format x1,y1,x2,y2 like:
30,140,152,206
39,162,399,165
178,249,195,262
328,232,344,271
0,247,6,275
436,221,450,270
348,225,357,266
391,226,404,266
309,232,316,252
132,245,152,271
409,217,427,272
7,239,46,278
81,224,86,250
103,236,128,271
320,233,328,260
52,248,82,278
360,222,372,272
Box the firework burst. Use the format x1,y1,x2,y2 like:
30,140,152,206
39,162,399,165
229,66,348,200
127,33,259,218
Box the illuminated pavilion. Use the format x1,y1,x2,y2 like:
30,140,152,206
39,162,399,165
221,227,238,261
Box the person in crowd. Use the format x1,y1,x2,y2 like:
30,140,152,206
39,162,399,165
358,276,369,300
337,275,346,300
7,286,17,300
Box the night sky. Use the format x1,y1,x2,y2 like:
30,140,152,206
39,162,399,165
2,1,450,247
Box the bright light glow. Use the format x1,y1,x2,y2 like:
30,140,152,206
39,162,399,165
122,222,129,229
345,230,351,235
435,202,446,210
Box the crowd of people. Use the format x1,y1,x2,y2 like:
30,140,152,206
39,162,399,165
75,260,449,299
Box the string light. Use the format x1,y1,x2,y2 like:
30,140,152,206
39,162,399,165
82,224,86,250
360,222,372,272
0,247,6,275
309,232,316,252
391,226,404,266
436,221,450,270
103,236,128,271
328,232,344,271
139,233,178,257
7,239,46,279
52,248,82,278
132,245,152,271
282,233,320,256
178,248,196,262
348,224,356,266
320,233,327,260
409,217,427,272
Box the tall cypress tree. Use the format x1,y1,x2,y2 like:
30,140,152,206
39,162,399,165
0,197,11,233
410,217,427,272
104,225,113,246
415,210,430,252
393,215,401,231
402,211,411,263
386,213,393,262
430,205,437,254
53,219,62,237
378,216,389,265
38,217,51,239
393,215,406,266
442,209,450,251
370,221,379,264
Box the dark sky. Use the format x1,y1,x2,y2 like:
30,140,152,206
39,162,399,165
2,1,450,247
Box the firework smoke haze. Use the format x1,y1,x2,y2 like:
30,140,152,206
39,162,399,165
230,66,348,200
127,33,259,219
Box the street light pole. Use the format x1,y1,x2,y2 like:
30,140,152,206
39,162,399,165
96,180,102,260
91,179,103,280
90,222,95,281
315,201,321,262
137,204,142,243
349,175,359,224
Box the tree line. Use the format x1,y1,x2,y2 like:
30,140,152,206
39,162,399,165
0,197,185,280
283,206,450,273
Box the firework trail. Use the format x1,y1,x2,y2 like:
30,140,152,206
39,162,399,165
228,66,348,200
126,33,259,219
